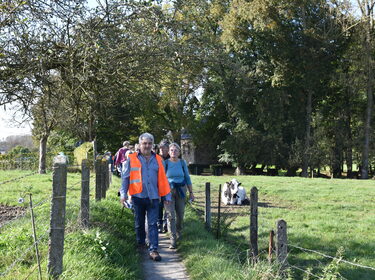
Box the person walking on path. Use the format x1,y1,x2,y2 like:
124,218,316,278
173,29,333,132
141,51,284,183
115,140,130,174
164,143,195,249
158,140,170,233
120,133,171,261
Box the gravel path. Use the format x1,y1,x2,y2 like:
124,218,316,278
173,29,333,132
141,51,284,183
141,233,189,280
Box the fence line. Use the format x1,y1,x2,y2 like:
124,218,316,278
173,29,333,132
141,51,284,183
32,195,52,209
195,182,375,277
289,244,375,271
0,171,38,185
1,154,111,278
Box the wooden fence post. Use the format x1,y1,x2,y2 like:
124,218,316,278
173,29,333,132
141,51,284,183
105,159,110,190
48,154,67,278
249,186,258,261
101,159,107,199
276,219,288,267
29,194,42,280
80,159,90,228
205,182,211,231
216,184,222,239
268,230,275,263
95,156,102,201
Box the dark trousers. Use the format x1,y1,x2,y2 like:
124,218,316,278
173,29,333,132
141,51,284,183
132,197,159,252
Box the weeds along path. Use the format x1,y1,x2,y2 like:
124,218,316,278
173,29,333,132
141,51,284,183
141,233,189,280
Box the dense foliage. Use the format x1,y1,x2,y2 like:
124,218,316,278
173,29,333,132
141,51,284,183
1,0,375,177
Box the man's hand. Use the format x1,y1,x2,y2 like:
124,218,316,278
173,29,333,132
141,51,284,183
189,192,195,202
120,196,127,205
164,200,171,206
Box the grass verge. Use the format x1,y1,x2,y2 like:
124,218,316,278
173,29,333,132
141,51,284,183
184,175,375,280
0,170,140,280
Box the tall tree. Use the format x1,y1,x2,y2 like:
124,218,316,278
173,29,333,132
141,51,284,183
219,0,345,174
356,0,375,178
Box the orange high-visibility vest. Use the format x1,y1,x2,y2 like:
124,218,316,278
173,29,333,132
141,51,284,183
128,153,170,197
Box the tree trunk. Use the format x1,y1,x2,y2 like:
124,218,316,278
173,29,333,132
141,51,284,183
301,90,312,177
362,10,374,179
286,166,297,177
345,87,353,178
332,143,342,178
39,135,48,174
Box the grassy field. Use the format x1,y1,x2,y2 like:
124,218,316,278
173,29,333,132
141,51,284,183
1,170,374,279
0,170,141,280
187,175,375,279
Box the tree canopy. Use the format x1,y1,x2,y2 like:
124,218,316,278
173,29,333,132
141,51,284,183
1,0,375,177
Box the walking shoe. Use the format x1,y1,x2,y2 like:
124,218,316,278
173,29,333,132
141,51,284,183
149,251,162,261
169,239,177,249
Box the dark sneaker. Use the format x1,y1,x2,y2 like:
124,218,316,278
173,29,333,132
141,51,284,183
149,251,162,261
169,244,176,249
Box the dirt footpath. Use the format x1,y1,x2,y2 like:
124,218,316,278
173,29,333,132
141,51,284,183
141,233,189,280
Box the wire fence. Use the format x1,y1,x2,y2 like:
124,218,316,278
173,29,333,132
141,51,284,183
0,229,49,277
0,171,38,185
289,243,375,272
0,165,99,278
192,182,375,279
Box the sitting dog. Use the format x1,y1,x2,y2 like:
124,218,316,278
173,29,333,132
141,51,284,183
221,178,249,205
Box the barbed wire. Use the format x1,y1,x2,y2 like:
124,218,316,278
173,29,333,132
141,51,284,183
289,264,322,279
0,171,38,185
289,244,375,271
32,195,52,209
0,230,49,277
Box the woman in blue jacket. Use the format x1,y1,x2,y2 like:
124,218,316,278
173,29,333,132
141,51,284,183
164,143,195,249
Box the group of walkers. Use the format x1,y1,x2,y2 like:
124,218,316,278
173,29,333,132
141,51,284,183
118,132,195,261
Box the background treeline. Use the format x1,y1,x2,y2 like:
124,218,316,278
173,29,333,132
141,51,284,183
1,0,374,178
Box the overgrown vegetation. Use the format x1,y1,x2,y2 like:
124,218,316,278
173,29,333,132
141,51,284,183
2,1,375,178
0,171,141,279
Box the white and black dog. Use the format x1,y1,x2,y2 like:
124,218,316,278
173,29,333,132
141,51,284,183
221,178,249,205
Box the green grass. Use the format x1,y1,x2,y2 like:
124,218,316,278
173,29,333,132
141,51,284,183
188,175,375,279
180,207,288,280
0,170,141,280
2,170,375,279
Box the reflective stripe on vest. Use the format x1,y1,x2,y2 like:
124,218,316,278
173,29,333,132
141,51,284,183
128,153,170,197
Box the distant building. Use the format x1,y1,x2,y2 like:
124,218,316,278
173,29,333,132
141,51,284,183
181,133,216,165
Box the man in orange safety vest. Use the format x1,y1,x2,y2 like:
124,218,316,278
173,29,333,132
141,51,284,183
120,132,171,261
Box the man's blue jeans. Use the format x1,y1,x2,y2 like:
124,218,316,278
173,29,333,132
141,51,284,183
132,197,159,252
